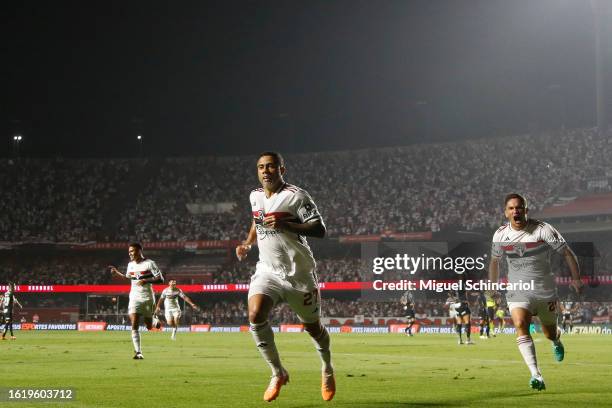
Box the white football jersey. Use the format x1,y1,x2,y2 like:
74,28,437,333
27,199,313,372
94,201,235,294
161,287,185,311
126,259,162,301
491,219,567,301
250,183,323,288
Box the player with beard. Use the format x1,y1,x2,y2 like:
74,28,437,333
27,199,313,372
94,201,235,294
489,193,583,391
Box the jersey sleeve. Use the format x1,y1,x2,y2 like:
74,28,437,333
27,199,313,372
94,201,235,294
292,190,323,223
490,229,504,258
149,260,163,278
160,288,167,299
541,223,567,253
178,289,186,299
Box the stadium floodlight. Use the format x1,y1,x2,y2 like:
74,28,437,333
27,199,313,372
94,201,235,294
13,135,22,141
137,135,142,140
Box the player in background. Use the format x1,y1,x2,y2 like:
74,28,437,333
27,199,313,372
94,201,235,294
495,304,507,334
486,292,497,336
400,291,416,336
477,292,490,339
453,286,473,345
1,283,22,340
445,292,458,332
235,152,335,402
560,300,575,334
110,243,164,359
155,279,200,340
489,193,583,391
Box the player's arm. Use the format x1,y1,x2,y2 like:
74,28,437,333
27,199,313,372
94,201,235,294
543,224,583,294
488,256,500,283
264,190,326,238
155,294,164,314
265,217,326,238
13,297,22,309
182,294,200,311
236,220,256,261
562,246,583,294
138,262,164,285
108,265,129,279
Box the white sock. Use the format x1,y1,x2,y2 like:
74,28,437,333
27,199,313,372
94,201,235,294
172,327,177,338
517,335,539,376
131,330,141,353
250,321,283,376
310,326,333,374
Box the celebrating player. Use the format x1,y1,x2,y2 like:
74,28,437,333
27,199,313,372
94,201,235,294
1,283,22,340
235,152,335,402
155,279,200,340
489,193,583,391
109,243,164,359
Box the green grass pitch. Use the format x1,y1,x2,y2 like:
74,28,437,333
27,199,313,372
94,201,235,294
0,331,610,407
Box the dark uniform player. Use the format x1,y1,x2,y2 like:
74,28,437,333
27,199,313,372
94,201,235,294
561,301,575,334
400,291,416,336
453,287,473,345
2,283,23,340
478,292,490,339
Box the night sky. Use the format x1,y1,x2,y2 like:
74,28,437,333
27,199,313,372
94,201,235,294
1,0,608,157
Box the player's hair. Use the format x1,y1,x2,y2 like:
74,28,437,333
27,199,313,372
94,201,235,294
128,242,143,251
504,193,527,208
258,151,284,167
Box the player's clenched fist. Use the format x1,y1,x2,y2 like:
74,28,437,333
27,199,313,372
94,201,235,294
236,243,252,261
263,214,287,230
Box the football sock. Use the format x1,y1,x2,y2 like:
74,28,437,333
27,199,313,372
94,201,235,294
517,335,540,376
552,328,562,346
131,330,141,353
250,321,283,376
9,323,13,336
456,323,462,341
407,322,413,335
172,327,177,338
465,323,471,339
310,325,333,374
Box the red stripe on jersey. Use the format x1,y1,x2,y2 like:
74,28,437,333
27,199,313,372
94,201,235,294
501,241,545,251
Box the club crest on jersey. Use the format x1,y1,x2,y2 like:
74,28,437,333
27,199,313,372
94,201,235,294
254,209,264,223
514,243,526,257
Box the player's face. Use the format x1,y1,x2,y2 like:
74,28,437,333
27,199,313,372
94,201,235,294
257,155,285,191
169,280,176,288
128,246,143,262
504,198,528,229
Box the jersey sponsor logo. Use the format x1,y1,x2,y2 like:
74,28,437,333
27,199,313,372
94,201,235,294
298,202,319,221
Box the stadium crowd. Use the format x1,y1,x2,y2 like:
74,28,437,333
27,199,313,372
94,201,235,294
1,127,611,243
